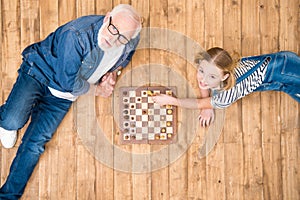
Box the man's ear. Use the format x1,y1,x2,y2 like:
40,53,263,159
103,12,110,23
222,73,230,81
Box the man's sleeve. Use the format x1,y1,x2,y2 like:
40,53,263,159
55,30,90,95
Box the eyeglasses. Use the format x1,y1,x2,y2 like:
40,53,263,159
107,16,130,45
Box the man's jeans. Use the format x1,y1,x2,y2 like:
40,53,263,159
0,71,72,199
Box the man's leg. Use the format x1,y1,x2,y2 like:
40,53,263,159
0,71,42,148
0,89,72,199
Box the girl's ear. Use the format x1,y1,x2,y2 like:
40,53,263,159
221,73,230,81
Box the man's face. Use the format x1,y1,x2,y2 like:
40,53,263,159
98,12,138,51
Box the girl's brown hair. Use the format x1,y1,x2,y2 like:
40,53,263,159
194,47,239,90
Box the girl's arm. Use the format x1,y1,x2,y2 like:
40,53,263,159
198,88,215,127
200,88,210,98
152,95,213,109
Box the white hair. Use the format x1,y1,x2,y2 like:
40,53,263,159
110,4,142,39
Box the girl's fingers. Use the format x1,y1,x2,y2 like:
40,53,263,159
199,116,212,127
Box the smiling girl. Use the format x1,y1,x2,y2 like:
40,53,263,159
152,47,300,127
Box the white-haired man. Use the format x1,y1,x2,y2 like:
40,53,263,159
0,4,141,199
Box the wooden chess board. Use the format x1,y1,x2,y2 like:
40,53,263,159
119,86,177,144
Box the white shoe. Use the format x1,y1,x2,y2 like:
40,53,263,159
0,127,17,148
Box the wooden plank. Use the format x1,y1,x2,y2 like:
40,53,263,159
112,66,133,199
55,1,77,199
149,0,170,199
281,126,300,200
113,81,133,200
39,0,58,39
279,0,299,200
19,0,40,199
1,1,20,82
58,0,76,25
279,0,299,52
204,0,223,48
76,142,96,200
96,0,112,14
241,0,264,199
77,0,95,17
222,0,244,200
130,1,151,199
20,0,40,50
36,1,59,199
74,2,98,200
185,1,207,199
93,96,114,200
0,0,21,195
261,93,282,199
259,1,283,200
95,159,114,200
167,0,188,199
0,0,3,185
204,0,225,199
57,114,77,200
111,1,133,199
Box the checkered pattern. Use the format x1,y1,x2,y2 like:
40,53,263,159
119,87,177,144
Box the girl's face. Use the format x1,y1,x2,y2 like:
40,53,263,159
197,60,228,90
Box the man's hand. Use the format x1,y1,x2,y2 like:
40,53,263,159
95,72,117,97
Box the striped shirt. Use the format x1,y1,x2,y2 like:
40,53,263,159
211,57,270,109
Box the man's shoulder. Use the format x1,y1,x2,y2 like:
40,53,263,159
66,15,105,29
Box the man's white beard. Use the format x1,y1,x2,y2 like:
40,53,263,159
98,23,120,52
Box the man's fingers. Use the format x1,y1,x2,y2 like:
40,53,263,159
102,73,112,83
109,77,116,85
101,73,110,82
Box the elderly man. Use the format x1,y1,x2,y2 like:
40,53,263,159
0,4,141,199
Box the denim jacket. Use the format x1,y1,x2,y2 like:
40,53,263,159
20,15,140,96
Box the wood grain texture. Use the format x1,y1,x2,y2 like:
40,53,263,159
0,0,298,199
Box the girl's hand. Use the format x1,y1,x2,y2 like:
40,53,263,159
152,94,177,106
198,109,215,127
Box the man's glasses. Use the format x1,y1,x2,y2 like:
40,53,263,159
107,16,130,45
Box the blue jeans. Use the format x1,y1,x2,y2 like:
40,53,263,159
255,51,300,102
0,70,72,199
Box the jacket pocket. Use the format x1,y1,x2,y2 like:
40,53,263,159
280,51,300,79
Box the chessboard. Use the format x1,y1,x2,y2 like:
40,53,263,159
119,86,177,144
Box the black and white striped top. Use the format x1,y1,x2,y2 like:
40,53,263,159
211,57,270,109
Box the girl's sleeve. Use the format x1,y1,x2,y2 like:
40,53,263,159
211,86,242,109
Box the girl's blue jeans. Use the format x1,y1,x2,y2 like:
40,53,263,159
0,69,72,199
255,51,300,102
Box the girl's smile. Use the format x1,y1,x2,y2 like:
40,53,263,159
197,60,229,90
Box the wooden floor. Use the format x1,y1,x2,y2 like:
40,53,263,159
0,0,299,199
